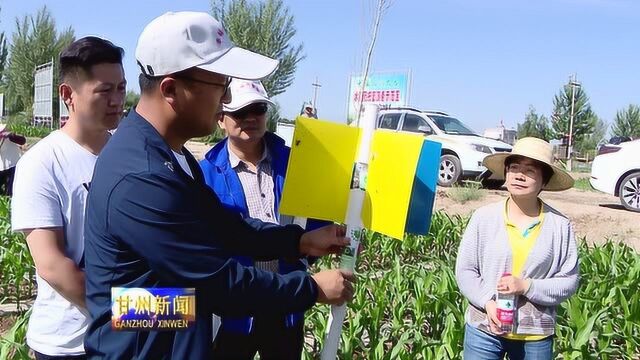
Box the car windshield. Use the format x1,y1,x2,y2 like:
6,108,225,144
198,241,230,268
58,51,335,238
429,115,478,136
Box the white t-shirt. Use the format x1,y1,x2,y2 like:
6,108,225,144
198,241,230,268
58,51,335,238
0,138,22,171
11,130,98,356
172,150,193,178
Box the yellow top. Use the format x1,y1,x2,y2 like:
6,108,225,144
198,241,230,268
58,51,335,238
502,198,548,341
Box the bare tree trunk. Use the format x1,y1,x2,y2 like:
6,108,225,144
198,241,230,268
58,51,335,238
355,0,389,126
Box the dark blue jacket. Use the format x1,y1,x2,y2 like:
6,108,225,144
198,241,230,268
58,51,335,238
200,133,321,333
83,111,318,359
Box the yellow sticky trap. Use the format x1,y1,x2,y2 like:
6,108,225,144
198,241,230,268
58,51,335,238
279,117,361,222
362,130,423,239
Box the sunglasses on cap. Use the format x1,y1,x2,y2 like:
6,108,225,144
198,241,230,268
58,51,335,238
227,102,269,119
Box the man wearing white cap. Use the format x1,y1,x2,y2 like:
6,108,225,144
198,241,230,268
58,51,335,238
84,12,354,359
300,102,317,119
200,79,326,359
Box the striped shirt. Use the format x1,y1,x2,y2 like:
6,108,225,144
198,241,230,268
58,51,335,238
228,144,279,272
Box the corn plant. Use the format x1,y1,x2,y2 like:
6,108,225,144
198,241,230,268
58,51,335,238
0,196,35,308
0,310,31,360
304,211,640,359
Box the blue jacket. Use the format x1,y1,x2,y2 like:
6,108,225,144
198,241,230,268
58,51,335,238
83,111,318,359
200,133,322,333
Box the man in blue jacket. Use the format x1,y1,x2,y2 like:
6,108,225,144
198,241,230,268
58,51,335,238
83,12,354,359
200,79,325,359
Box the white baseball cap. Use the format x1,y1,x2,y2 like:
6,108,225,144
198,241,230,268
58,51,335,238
135,11,278,80
223,79,275,112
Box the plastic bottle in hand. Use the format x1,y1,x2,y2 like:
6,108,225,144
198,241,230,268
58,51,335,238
496,272,516,333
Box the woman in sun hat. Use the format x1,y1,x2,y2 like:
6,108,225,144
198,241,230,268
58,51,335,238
455,137,579,359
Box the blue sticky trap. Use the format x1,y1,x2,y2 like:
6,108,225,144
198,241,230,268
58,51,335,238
405,140,441,235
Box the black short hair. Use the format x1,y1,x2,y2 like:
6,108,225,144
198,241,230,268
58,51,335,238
59,36,124,83
504,155,554,186
138,73,163,94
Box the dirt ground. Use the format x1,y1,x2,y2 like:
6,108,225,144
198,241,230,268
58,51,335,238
436,182,640,251
0,314,17,337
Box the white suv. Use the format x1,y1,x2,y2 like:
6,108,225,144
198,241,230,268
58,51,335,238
377,108,512,187
590,139,640,212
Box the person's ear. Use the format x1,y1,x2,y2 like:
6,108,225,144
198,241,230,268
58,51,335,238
217,114,226,129
59,83,75,112
159,77,179,107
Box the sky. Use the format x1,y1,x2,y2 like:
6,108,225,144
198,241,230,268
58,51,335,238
1,0,638,134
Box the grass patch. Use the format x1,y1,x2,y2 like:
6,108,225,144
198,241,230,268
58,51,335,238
448,182,485,204
7,118,53,139
574,178,596,192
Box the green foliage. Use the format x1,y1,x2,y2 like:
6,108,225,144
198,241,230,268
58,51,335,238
0,196,33,359
575,117,607,157
211,0,304,96
573,178,595,192
199,127,226,145
304,212,640,359
7,115,52,138
4,6,74,115
0,310,31,360
0,196,35,308
611,104,640,139
551,82,598,153
448,182,484,204
124,90,140,113
517,106,551,141
305,212,468,359
555,241,640,359
267,101,281,133
0,8,9,86
1,194,639,358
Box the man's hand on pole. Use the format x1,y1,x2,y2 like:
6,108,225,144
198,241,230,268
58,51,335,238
300,224,349,257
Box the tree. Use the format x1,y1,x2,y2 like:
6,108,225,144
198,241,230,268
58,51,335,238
266,101,283,133
0,33,7,84
550,81,597,153
0,8,8,85
5,6,74,115
125,90,140,112
517,106,551,140
611,104,640,138
354,0,393,125
576,117,607,156
211,0,304,97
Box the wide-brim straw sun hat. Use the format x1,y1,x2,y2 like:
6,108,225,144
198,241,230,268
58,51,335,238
483,137,575,191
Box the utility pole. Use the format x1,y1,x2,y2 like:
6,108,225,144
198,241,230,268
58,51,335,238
312,77,322,109
567,74,581,171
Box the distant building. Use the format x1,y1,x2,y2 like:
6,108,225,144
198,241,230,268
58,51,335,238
483,121,517,145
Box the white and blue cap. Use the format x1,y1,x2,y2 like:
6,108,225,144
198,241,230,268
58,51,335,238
223,79,275,112
135,11,278,80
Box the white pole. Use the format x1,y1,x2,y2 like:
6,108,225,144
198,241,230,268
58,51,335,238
568,74,577,170
321,103,379,360
312,77,322,109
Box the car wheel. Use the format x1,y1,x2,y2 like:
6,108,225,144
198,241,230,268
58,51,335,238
619,172,640,212
438,155,462,187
